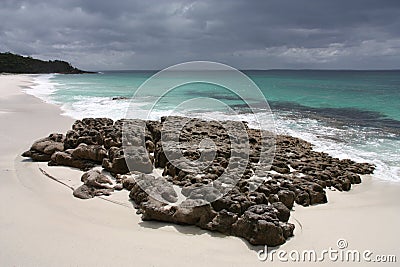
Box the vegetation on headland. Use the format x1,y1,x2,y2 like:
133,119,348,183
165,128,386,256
0,52,92,74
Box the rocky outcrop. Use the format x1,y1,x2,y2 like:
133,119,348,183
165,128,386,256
22,117,375,247
22,133,65,161
137,196,294,246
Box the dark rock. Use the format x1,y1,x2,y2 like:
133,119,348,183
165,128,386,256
232,204,289,246
114,184,123,191
21,150,52,161
140,199,216,228
186,186,222,203
280,222,295,239
130,174,178,204
73,184,96,199
112,96,129,100
125,147,153,173
73,170,114,199
272,202,291,222
50,151,97,171
173,200,217,227
145,140,155,153
21,133,65,161
102,147,129,174
81,170,113,189
129,183,150,205
268,194,280,204
308,190,327,205
272,160,290,174
64,118,113,149
295,190,310,206
140,199,177,222
207,209,238,233
73,185,113,199
277,190,296,209
121,175,136,190
71,143,107,162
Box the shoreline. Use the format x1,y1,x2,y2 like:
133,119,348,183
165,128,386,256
22,72,400,183
1,74,399,266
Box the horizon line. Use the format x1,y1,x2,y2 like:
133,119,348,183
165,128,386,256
90,68,400,72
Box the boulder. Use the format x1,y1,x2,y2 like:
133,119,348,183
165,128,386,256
207,209,238,233
73,184,113,199
277,190,296,209
102,147,129,174
272,202,291,222
103,146,153,174
73,170,114,199
71,143,107,162
81,170,113,189
21,133,65,161
140,199,217,228
232,204,290,246
49,151,97,171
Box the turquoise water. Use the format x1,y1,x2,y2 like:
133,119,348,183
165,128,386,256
45,70,400,121
26,70,400,181
251,70,400,122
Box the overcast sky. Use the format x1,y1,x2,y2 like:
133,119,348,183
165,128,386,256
1,0,400,70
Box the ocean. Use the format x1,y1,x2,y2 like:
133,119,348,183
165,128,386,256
25,70,400,182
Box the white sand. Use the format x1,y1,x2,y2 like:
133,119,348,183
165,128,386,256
0,74,399,266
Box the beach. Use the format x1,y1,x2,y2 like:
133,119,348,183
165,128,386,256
1,74,399,266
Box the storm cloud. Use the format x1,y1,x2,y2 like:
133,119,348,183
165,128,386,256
1,0,400,70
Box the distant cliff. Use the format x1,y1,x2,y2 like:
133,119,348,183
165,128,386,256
0,52,92,74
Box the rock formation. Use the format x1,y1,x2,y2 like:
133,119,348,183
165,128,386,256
22,117,375,246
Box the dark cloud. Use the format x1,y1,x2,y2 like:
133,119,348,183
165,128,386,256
1,0,400,70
